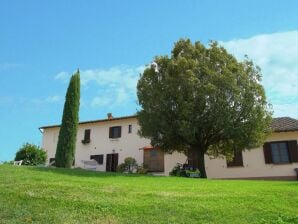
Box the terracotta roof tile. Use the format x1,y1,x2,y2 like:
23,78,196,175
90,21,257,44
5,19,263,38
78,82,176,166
40,115,298,133
39,115,137,129
270,117,298,132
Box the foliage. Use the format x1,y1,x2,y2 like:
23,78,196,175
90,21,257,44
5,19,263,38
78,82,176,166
0,165,297,223
169,163,180,176
136,164,148,174
117,157,138,173
1,160,13,165
137,39,272,178
117,163,127,172
169,163,200,178
55,70,80,168
14,143,47,166
169,163,187,177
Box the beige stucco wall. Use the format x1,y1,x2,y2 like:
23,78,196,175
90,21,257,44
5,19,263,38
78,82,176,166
41,117,150,171
164,152,188,174
42,117,298,179
164,131,298,179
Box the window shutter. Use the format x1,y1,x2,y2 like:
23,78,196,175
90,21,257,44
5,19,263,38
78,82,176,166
98,155,104,164
84,129,91,140
90,155,104,164
118,126,122,138
227,151,243,167
109,127,112,138
234,151,243,166
109,126,122,138
263,142,272,164
288,140,298,163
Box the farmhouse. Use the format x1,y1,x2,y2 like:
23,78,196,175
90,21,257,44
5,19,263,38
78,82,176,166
40,114,298,180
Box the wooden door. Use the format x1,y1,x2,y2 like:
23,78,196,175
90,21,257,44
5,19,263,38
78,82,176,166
143,149,164,172
106,153,119,172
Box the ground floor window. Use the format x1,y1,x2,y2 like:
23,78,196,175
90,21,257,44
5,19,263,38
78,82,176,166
227,151,243,167
263,140,298,164
90,154,104,164
270,142,290,164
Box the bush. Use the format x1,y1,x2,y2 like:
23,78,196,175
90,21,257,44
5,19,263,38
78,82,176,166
117,157,138,173
117,163,127,172
1,161,13,165
15,143,47,166
169,163,182,176
136,164,148,174
170,163,200,178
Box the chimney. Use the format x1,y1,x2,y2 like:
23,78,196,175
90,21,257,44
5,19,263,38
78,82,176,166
107,113,113,119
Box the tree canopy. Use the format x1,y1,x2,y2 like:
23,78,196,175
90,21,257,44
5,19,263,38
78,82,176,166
55,70,80,168
137,39,272,178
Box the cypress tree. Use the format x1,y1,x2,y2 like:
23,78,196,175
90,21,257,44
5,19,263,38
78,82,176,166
55,70,80,168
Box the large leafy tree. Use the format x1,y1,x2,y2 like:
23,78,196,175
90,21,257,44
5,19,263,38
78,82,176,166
137,39,272,178
55,70,80,168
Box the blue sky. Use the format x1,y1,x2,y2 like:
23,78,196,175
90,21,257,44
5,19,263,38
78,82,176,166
1,0,298,161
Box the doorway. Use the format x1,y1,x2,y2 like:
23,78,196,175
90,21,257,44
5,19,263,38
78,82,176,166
106,153,119,172
143,149,164,172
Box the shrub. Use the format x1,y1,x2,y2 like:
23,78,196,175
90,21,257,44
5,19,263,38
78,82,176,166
136,164,148,174
170,163,200,178
117,157,138,173
15,143,47,166
169,163,182,176
1,161,13,165
117,163,127,172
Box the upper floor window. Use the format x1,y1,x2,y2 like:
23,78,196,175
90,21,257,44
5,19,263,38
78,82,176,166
128,124,132,133
82,129,91,144
227,151,243,167
109,126,121,139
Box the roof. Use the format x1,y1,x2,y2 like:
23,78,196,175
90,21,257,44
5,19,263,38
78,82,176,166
39,115,298,133
270,117,298,132
39,115,137,129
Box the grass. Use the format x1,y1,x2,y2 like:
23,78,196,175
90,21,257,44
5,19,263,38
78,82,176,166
0,165,297,224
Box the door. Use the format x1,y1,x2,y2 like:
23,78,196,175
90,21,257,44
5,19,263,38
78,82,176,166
106,153,119,172
143,149,164,172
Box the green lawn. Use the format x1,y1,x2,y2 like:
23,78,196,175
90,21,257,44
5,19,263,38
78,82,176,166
0,165,297,224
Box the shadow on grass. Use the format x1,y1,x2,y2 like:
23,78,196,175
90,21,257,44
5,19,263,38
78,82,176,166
28,166,165,179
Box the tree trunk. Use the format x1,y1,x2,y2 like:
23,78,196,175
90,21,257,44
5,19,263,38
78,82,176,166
197,150,207,178
188,146,207,178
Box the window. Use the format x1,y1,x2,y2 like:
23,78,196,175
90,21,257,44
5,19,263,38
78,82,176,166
128,124,132,133
227,151,243,167
109,126,122,138
270,142,289,164
84,129,91,140
263,140,298,164
82,129,91,144
90,155,104,164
